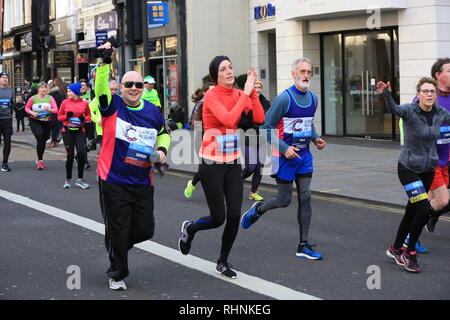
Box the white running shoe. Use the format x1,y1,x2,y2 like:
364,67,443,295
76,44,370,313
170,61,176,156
109,278,127,291
75,179,90,190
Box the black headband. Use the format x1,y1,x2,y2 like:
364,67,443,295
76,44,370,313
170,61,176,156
209,56,231,84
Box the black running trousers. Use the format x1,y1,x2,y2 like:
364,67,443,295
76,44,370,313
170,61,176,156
0,118,12,164
62,129,86,179
99,179,155,281
189,161,243,263
30,119,52,161
395,163,434,252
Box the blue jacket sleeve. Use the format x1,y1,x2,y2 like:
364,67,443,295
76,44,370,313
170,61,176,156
260,92,290,155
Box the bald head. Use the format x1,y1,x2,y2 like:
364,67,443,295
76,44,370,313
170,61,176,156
120,71,144,106
122,71,143,83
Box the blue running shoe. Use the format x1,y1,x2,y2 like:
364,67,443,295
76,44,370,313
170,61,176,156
241,201,262,229
403,234,427,254
296,243,323,260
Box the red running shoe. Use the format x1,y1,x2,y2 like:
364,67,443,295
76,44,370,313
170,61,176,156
35,160,45,170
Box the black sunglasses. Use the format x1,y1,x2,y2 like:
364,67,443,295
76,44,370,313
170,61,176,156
123,81,144,89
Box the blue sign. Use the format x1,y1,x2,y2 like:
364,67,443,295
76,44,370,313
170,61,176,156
254,3,276,20
148,2,169,26
95,31,108,47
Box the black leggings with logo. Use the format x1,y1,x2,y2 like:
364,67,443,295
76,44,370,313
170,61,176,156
394,163,435,252
187,161,243,263
62,129,86,180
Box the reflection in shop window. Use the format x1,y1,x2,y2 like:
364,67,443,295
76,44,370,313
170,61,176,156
149,39,162,57
165,37,177,56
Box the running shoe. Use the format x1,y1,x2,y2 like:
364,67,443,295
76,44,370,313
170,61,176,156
400,251,421,273
296,243,323,260
426,214,439,233
386,245,404,266
75,179,90,190
1,164,11,172
109,278,127,291
184,180,196,198
35,160,45,170
249,192,264,201
216,261,237,279
241,201,263,229
178,220,194,255
63,180,71,189
403,234,427,254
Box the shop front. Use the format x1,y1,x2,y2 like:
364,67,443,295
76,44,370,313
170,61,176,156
250,0,450,141
144,0,183,118
79,8,119,82
49,16,77,83
1,36,22,95
321,28,400,139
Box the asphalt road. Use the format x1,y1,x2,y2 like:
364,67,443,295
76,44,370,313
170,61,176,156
1,143,449,302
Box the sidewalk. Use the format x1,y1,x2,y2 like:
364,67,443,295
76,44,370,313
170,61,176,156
10,130,406,207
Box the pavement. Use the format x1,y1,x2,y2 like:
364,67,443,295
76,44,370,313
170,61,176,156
9,128,406,207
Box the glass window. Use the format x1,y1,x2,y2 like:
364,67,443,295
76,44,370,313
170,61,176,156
322,34,344,136
165,37,177,56
149,39,162,57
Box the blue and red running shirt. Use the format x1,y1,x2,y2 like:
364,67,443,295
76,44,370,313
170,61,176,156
95,64,170,186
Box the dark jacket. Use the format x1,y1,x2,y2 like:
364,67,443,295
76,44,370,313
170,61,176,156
259,94,271,113
238,95,270,147
383,88,450,173
49,86,66,108
169,108,185,124
13,102,26,119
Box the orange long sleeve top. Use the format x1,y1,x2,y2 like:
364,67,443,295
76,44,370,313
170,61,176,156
199,84,264,163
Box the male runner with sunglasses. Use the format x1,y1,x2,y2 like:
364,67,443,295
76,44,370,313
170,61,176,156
94,42,171,291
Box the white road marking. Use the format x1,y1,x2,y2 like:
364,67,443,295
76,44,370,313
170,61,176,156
0,189,321,300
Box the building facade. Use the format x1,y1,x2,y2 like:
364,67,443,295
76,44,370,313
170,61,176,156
249,0,450,140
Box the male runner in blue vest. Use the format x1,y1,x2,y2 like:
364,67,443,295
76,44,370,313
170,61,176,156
241,57,326,260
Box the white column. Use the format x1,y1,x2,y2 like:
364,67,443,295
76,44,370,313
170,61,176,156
398,0,450,103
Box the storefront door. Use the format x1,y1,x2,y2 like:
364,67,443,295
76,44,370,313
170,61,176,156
322,29,399,139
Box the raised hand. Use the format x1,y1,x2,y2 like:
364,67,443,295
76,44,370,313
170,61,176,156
376,81,391,94
244,68,257,96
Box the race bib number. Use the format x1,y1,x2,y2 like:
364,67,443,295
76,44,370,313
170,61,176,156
404,180,428,203
37,111,51,119
125,143,154,168
68,117,82,128
216,134,240,154
116,118,158,168
286,117,313,150
437,126,450,145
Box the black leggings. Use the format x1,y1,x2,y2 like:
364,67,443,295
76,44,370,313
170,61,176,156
395,163,435,252
62,130,86,180
192,170,201,186
0,119,12,165
242,142,264,193
188,162,243,263
16,118,25,131
30,119,52,161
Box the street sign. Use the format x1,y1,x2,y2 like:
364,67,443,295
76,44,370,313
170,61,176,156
148,2,169,27
95,31,108,47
